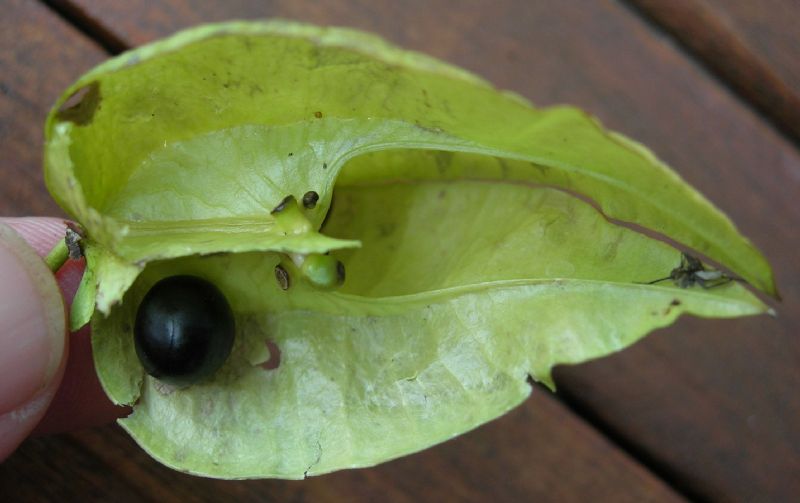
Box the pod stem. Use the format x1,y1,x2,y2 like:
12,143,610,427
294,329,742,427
44,238,69,272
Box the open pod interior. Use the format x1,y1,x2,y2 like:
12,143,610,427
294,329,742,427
43,21,772,479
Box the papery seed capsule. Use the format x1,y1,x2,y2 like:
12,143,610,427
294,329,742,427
134,275,235,386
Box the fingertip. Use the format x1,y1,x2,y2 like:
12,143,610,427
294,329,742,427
0,217,125,441
0,222,67,459
0,217,71,257
0,358,65,460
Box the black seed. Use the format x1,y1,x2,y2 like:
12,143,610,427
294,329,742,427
302,191,319,209
134,275,235,386
275,265,290,290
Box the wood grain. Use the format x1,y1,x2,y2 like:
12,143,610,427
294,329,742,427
0,0,104,216
626,0,800,144
7,0,800,500
701,0,800,93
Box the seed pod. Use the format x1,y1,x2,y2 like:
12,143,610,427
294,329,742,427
44,20,773,479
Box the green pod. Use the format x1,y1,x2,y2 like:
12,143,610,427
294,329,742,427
45,21,774,478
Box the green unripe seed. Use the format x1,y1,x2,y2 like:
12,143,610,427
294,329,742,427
300,254,345,289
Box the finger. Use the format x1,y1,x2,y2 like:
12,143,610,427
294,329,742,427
0,218,128,439
0,220,66,460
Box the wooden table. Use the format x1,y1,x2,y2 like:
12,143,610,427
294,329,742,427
1,1,798,501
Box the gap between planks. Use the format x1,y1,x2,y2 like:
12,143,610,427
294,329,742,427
622,0,800,149
41,0,128,54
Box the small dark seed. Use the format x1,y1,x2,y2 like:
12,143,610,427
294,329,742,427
275,265,290,290
314,111,323,118
336,260,346,284
302,191,319,209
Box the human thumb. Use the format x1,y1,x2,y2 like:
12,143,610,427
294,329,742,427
0,221,66,460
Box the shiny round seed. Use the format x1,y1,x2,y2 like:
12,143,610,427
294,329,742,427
134,275,235,386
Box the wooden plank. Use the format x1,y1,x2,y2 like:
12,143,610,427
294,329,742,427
14,0,800,500
0,2,685,500
699,0,800,93
626,0,800,143
1,392,684,502
0,0,104,216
